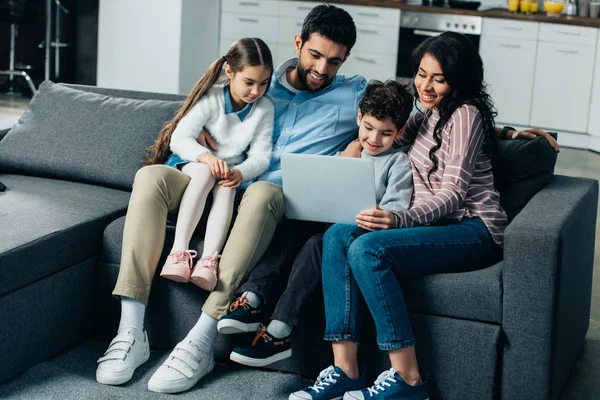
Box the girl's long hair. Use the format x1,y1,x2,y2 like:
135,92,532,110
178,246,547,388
144,37,273,165
410,32,497,182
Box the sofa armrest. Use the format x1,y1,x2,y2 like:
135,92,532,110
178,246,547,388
501,175,598,400
0,117,19,142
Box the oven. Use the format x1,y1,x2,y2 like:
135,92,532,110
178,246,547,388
397,12,482,80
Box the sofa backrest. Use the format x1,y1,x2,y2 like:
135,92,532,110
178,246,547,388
0,81,185,191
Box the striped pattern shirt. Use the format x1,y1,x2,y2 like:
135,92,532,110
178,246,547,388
393,105,507,245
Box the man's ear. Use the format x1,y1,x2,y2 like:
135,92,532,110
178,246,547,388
293,34,303,56
356,110,362,126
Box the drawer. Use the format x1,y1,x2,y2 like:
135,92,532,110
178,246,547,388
278,16,304,45
275,43,296,66
342,4,400,27
482,18,539,40
539,23,597,46
220,13,279,42
221,0,279,16
279,1,320,17
342,52,397,82
354,23,399,55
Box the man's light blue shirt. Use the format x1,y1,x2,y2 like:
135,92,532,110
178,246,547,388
249,58,367,187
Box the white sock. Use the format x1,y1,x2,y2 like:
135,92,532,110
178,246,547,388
267,319,293,338
187,312,218,353
242,291,261,308
118,297,146,341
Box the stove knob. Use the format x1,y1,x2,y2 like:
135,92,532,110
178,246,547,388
471,24,476,30
463,24,467,29
413,17,420,24
446,22,451,28
454,23,459,29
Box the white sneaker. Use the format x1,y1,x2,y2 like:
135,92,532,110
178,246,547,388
147,337,215,394
96,330,150,385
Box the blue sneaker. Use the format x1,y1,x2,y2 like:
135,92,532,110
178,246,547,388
289,365,366,400
343,368,429,400
217,295,262,334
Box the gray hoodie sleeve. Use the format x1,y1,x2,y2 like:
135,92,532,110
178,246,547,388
379,152,413,213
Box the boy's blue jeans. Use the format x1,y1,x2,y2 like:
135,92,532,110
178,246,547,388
322,217,501,350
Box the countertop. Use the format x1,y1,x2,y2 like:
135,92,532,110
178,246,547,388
304,0,600,28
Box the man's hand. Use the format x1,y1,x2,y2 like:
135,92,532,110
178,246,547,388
510,128,560,153
198,153,229,179
197,129,218,151
356,207,396,231
218,168,243,189
341,139,362,158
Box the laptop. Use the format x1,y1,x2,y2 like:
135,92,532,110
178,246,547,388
281,153,377,224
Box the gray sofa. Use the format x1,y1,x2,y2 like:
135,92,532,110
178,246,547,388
0,81,597,400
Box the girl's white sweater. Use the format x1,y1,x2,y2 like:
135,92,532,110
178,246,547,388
169,85,274,182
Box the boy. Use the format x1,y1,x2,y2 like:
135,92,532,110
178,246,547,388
221,80,415,367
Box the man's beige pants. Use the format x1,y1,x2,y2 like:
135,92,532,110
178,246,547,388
112,165,285,319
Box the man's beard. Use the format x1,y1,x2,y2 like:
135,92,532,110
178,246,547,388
296,62,333,93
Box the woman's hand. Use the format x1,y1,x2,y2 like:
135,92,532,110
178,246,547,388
218,168,243,189
197,129,218,151
356,207,397,231
197,153,229,179
510,128,560,153
341,139,362,158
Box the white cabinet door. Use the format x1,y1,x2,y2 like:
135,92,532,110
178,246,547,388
531,42,595,133
588,35,600,138
342,53,397,82
480,36,537,126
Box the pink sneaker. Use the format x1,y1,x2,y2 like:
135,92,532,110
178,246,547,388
160,250,197,283
190,254,220,291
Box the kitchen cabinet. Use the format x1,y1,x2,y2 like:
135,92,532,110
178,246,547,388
480,19,539,126
588,31,600,139
530,24,597,134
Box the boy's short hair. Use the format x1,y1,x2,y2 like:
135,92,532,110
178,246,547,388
301,5,356,55
359,80,413,130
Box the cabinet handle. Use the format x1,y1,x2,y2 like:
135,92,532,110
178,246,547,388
500,26,523,30
355,56,377,64
358,29,379,35
556,48,579,54
499,43,522,48
557,31,581,36
239,1,259,5
358,12,380,17
297,6,312,10
296,22,303,27
238,17,259,23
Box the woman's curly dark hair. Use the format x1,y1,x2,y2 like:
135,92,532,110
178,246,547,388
359,79,413,131
411,32,497,182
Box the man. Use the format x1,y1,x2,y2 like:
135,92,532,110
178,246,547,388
95,4,366,394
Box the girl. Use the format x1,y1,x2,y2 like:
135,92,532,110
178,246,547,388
145,37,274,292
290,32,507,400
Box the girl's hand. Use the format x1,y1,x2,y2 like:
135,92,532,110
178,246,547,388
341,139,362,158
511,128,560,153
218,168,243,189
198,153,229,178
356,207,397,231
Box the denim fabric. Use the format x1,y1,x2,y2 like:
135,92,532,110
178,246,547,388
322,217,501,350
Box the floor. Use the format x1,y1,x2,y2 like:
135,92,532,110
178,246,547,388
1,92,599,398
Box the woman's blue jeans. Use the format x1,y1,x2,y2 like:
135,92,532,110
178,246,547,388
322,217,501,350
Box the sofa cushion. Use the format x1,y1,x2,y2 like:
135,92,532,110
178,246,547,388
493,136,558,222
0,81,183,191
0,174,131,296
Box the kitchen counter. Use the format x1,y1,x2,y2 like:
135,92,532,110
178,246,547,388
300,0,600,27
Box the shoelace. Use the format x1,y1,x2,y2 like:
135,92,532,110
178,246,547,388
309,366,341,394
198,254,221,273
367,368,398,396
251,324,272,347
229,295,251,312
170,250,197,270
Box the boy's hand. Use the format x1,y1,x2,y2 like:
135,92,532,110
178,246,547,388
341,139,362,158
197,153,229,178
356,207,396,231
218,168,243,189
197,128,218,151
